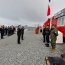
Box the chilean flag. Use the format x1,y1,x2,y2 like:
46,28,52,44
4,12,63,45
47,5,51,16
49,0,51,2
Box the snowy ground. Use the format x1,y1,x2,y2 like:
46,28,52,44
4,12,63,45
0,30,65,65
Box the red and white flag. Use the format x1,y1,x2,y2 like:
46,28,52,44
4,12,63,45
47,5,51,16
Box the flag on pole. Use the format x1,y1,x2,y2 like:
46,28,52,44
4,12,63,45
49,0,51,2
47,5,51,16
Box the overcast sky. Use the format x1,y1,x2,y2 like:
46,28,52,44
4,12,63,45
0,0,65,26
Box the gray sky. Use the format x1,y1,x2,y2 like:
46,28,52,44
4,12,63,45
0,0,65,26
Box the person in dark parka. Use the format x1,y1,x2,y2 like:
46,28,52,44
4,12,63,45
4,26,8,35
21,26,24,40
17,25,22,44
45,25,50,45
42,25,46,42
0,26,4,39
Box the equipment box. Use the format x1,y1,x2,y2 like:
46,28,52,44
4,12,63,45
45,57,65,65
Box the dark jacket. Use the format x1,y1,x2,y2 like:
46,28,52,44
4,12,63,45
0,28,4,34
42,28,46,35
21,27,24,34
17,28,22,36
45,28,50,35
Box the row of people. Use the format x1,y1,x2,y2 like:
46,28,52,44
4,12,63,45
42,24,58,49
0,25,16,39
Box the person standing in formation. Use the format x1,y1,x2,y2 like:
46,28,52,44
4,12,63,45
0,25,4,39
50,24,58,49
17,25,22,44
42,25,46,43
21,26,24,40
45,25,50,47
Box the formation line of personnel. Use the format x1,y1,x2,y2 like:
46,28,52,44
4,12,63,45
0,25,16,39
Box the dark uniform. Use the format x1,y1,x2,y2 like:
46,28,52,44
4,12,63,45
0,26,4,39
45,28,50,44
17,27,22,44
8,27,10,36
4,27,8,35
21,27,24,40
42,28,46,42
